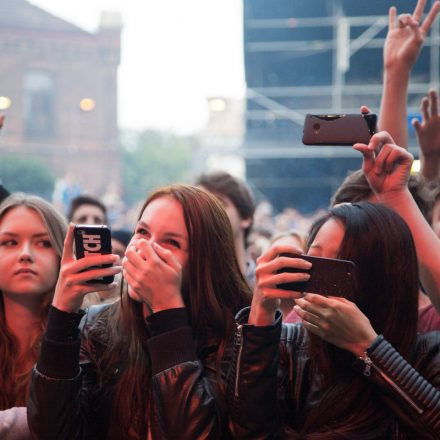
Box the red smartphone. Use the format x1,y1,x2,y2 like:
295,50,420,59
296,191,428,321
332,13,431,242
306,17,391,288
277,253,355,297
302,113,377,146
74,224,114,284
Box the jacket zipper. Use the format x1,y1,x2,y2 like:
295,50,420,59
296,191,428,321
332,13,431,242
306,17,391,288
234,324,244,398
360,353,423,415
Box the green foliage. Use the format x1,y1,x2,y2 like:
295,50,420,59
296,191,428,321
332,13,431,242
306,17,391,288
0,154,55,200
122,130,193,206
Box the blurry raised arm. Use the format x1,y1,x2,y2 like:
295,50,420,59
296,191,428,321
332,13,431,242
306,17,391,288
412,89,440,182
379,0,440,147
354,131,440,312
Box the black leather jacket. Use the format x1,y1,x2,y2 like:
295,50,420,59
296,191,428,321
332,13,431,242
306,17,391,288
228,308,440,439
28,304,232,440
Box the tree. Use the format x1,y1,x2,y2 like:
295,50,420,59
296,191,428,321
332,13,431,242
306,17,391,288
0,154,55,200
122,130,193,206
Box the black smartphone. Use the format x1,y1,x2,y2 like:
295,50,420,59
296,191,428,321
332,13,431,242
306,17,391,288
74,224,114,284
302,113,377,146
277,253,355,297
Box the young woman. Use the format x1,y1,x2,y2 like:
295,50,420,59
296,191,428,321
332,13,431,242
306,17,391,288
228,137,440,439
230,201,440,439
0,193,67,437
28,184,251,439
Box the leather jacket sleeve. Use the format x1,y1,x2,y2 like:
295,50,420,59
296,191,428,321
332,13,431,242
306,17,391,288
357,333,440,438
28,305,229,440
227,307,283,439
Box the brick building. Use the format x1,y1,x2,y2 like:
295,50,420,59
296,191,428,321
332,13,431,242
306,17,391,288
0,0,121,195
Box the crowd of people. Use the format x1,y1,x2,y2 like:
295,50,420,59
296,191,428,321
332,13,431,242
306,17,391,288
1,0,440,439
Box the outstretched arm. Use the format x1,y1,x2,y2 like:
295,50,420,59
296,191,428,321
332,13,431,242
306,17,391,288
354,131,440,312
379,0,440,147
413,89,440,182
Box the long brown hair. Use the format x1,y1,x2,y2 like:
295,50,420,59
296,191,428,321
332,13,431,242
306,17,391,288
286,202,419,438
0,193,67,409
87,184,252,439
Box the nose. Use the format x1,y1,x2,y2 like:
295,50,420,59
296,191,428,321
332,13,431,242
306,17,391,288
18,241,34,263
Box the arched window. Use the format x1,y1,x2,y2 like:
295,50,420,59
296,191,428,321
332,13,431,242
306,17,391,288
24,70,55,139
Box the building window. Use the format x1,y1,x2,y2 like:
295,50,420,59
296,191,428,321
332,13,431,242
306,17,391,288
24,71,55,139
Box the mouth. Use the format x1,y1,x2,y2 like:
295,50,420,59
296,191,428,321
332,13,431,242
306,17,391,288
14,268,37,276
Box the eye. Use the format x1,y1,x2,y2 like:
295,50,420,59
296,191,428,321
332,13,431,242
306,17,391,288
0,239,17,247
135,227,149,237
37,240,53,248
163,238,181,249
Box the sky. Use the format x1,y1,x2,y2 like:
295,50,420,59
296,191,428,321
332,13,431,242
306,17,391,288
29,0,245,134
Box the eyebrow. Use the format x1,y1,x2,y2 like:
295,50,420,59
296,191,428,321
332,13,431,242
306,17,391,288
136,221,187,241
0,232,50,238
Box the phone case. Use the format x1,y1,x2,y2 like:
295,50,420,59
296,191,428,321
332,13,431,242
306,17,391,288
277,253,355,296
74,225,114,284
302,113,377,146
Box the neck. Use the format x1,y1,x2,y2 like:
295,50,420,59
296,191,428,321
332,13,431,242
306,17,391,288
3,294,44,357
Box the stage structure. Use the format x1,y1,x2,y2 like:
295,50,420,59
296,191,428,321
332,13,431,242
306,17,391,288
242,0,439,212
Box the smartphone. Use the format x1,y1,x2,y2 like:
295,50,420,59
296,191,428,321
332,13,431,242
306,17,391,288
277,253,355,297
74,224,114,284
302,113,377,146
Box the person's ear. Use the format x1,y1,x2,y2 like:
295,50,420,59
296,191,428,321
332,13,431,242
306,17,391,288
240,217,252,230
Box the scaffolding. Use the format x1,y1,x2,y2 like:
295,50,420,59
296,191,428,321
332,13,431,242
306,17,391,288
242,8,440,160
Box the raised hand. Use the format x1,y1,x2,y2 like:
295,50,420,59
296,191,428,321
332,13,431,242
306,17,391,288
379,0,440,147
384,0,440,72
122,239,185,314
294,293,377,357
413,89,440,181
52,224,121,313
353,131,414,198
249,245,311,326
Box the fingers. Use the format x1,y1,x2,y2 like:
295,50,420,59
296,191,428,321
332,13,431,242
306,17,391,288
412,117,422,135
398,13,414,29
270,270,310,287
257,287,303,301
136,239,156,261
389,6,397,30
360,105,371,114
421,0,440,33
383,145,414,174
368,131,396,151
69,265,121,286
0,114,4,129
412,0,426,23
153,242,181,272
429,88,438,116
373,144,393,176
376,142,413,174
353,143,375,175
61,223,75,264
421,96,430,121
261,254,312,273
